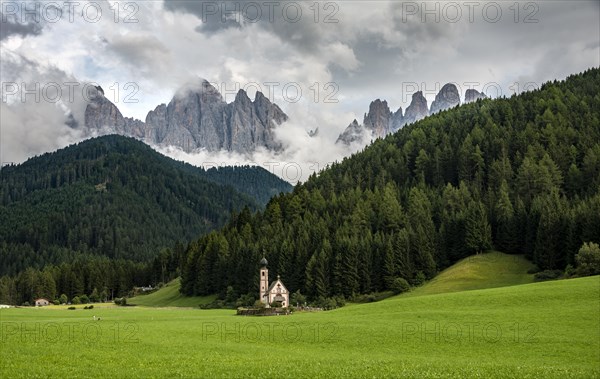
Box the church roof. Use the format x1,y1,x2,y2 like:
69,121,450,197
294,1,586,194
260,257,268,267
267,275,288,292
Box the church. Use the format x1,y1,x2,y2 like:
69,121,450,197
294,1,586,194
259,257,289,308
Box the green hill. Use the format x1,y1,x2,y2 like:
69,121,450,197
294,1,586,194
404,251,535,297
180,68,600,300
0,135,290,277
128,278,215,307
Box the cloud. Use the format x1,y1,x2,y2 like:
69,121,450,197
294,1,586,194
0,53,87,165
0,12,42,41
1,0,598,180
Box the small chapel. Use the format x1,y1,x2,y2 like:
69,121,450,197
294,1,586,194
259,257,289,308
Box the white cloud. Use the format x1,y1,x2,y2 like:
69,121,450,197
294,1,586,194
1,0,598,179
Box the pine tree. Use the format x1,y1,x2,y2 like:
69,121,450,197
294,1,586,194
465,200,492,254
407,188,437,277
495,181,516,253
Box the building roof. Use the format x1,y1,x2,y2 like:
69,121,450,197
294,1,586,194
267,276,288,293
260,257,268,267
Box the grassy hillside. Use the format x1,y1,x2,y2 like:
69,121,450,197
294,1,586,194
128,278,215,307
404,251,535,297
2,276,598,378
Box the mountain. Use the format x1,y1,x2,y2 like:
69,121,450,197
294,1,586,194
402,90,429,125
83,81,288,154
180,68,600,299
429,83,460,114
464,89,487,103
0,135,291,276
336,100,403,144
337,84,476,144
336,89,429,144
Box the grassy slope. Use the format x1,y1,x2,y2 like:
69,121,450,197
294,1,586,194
128,278,215,307
1,276,598,378
404,251,535,297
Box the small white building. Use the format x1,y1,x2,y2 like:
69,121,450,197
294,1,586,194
34,298,50,307
259,257,289,308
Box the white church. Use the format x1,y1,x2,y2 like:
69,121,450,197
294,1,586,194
259,257,289,308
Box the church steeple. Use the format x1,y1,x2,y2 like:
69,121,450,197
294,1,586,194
259,257,269,306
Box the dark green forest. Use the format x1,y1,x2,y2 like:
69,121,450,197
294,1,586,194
0,136,291,304
1,68,599,306
178,68,600,301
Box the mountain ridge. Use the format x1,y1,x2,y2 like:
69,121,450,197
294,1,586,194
337,84,487,145
82,80,289,154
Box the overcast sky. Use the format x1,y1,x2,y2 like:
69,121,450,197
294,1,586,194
1,0,599,182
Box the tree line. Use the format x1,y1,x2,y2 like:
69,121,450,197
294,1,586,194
179,68,600,302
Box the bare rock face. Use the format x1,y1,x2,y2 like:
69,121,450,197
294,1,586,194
84,80,289,154
363,99,392,139
390,107,404,132
336,119,364,145
84,87,126,134
225,89,286,153
336,100,401,145
465,89,486,103
403,91,429,125
430,83,460,114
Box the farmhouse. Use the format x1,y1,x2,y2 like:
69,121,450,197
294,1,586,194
259,257,289,308
34,298,50,307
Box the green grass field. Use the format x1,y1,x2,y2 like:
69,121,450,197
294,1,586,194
404,251,535,297
128,279,215,307
1,254,598,378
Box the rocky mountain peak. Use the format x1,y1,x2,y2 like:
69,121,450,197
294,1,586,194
465,89,486,103
403,91,429,125
83,81,289,154
363,99,392,138
336,119,363,145
430,83,460,114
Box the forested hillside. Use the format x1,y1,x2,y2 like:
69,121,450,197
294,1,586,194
203,166,292,206
0,135,290,277
180,68,600,301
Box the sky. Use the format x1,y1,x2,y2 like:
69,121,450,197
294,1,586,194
1,0,599,182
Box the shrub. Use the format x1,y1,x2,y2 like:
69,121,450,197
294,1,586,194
83,305,94,310
534,270,563,281
390,277,410,294
71,296,81,305
333,296,346,307
351,292,394,303
235,293,256,308
53,300,60,305
564,264,577,278
412,271,427,286
89,289,100,303
200,300,228,309
114,297,127,306
80,295,90,304
59,294,68,304
22,301,30,307
291,290,307,307
575,242,600,277
68,306,76,310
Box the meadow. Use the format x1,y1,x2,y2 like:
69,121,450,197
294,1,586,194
1,253,598,378
128,280,215,307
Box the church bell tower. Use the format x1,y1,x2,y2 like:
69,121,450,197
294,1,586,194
259,257,269,306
